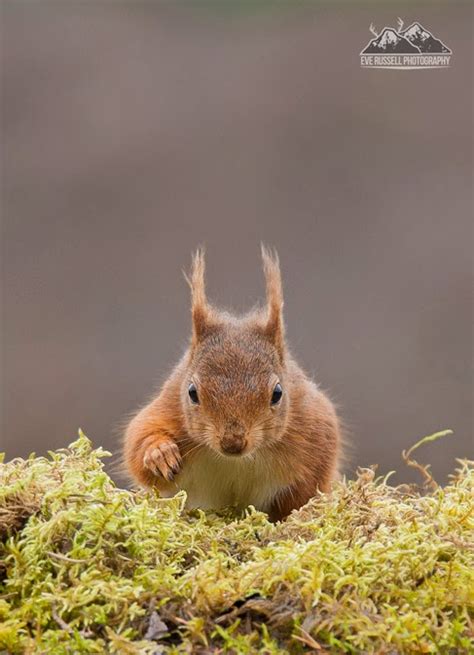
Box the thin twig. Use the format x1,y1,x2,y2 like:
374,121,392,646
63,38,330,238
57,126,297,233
402,430,453,490
52,609,73,634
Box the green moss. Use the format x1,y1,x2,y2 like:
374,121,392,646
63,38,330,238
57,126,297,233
0,431,472,654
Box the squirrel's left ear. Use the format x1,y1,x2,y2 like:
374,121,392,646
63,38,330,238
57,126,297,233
186,249,217,346
261,245,285,360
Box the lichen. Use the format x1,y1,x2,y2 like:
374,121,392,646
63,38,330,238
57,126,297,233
0,431,472,654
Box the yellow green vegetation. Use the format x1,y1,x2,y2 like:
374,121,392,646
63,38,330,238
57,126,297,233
0,432,472,654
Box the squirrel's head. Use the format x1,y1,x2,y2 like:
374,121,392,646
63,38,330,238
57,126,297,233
181,246,289,458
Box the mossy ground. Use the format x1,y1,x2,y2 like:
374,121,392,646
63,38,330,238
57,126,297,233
0,433,472,654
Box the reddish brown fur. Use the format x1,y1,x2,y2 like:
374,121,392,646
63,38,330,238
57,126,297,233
123,247,341,521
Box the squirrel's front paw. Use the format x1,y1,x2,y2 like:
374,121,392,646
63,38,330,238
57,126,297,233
143,441,182,481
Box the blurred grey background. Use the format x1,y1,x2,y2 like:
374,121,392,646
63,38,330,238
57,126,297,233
1,2,472,484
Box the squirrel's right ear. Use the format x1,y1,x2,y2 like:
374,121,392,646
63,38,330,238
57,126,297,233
261,245,285,360
185,249,215,346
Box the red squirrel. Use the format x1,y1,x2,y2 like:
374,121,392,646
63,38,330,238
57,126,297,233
123,247,341,521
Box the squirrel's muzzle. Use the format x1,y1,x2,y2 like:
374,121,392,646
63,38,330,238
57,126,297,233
220,435,247,455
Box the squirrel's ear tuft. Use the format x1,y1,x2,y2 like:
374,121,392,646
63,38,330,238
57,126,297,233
261,244,285,358
185,249,214,345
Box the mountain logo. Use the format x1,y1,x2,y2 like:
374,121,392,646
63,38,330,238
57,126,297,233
360,19,452,69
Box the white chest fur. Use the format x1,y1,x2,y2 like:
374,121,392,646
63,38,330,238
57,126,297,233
167,448,286,512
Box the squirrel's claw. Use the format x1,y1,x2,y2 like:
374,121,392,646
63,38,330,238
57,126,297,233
143,441,182,481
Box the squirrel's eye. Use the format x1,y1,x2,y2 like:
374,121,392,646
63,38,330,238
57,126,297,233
188,382,199,404
271,383,283,405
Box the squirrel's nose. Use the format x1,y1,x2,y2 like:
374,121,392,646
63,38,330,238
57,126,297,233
220,435,247,455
